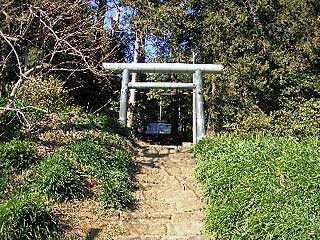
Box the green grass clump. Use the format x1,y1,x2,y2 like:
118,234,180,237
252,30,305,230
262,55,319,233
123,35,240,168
100,170,133,209
36,154,87,202
66,139,133,175
0,140,39,173
0,192,57,240
66,139,134,208
71,113,132,137
0,98,23,141
194,135,320,239
0,169,14,200
32,137,133,208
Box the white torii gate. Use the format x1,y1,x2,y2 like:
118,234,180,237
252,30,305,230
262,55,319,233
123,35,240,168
102,63,223,143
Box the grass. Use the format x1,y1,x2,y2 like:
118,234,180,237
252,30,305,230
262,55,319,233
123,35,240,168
0,140,39,173
66,139,133,174
68,113,132,138
194,135,320,239
0,169,14,200
0,97,23,141
100,170,133,209
34,137,134,207
0,106,135,238
0,191,58,240
35,153,88,202
65,139,134,208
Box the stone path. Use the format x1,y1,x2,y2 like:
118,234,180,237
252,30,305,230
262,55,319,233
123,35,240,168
112,144,208,240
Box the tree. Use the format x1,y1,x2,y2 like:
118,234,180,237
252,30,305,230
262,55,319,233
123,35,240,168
0,0,129,118
197,0,320,132
137,0,320,134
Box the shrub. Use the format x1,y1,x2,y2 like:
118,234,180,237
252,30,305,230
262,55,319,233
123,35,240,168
18,76,67,113
272,98,320,137
85,131,133,151
71,113,132,137
0,192,57,240
0,97,22,141
220,99,320,138
0,140,39,173
100,170,133,209
66,139,133,175
64,139,134,209
36,154,87,202
194,135,320,239
0,169,14,200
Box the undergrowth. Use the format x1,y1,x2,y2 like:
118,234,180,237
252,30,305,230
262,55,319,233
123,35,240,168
0,109,134,239
0,97,23,142
0,192,58,240
35,139,134,207
1,76,134,239
0,140,39,173
64,139,134,208
194,135,320,239
35,154,88,202
100,169,133,209
0,169,14,200
66,139,133,175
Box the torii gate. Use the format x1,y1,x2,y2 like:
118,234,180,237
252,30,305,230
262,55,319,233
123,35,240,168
102,63,223,143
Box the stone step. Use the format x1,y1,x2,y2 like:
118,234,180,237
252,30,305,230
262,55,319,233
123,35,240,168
118,211,204,223
134,189,199,199
113,235,209,240
116,221,205,236
112,145,206,240
134,174,179,183
136,150,191,157
133,198,204,212
166,221,204,236
134,200,178,212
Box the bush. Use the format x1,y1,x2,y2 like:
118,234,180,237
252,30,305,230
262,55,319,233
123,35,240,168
65,139,134,209
272,98,320,137
36,154,87,202
222,106,273,136
194,135,320,239
66,139,133,175
0,140,39,173
100,170,133,209
221,99,320,138
18,76,67,113
71,113,132,138
0,169,14,200
0,192,57,240
0,97,22,141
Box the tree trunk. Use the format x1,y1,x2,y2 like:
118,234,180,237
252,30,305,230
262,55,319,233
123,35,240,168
128,30,145,128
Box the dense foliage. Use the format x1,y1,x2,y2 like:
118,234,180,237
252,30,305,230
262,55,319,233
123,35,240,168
100,169,133,209
0,192,57,240
65,139,134,208
0,92,134,239
124,0,319,135
0,140,39,173
194,136,320,239
36,154,88,202
198,0,320,132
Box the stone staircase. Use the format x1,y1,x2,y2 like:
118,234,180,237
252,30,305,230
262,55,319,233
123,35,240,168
112,145,208,240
